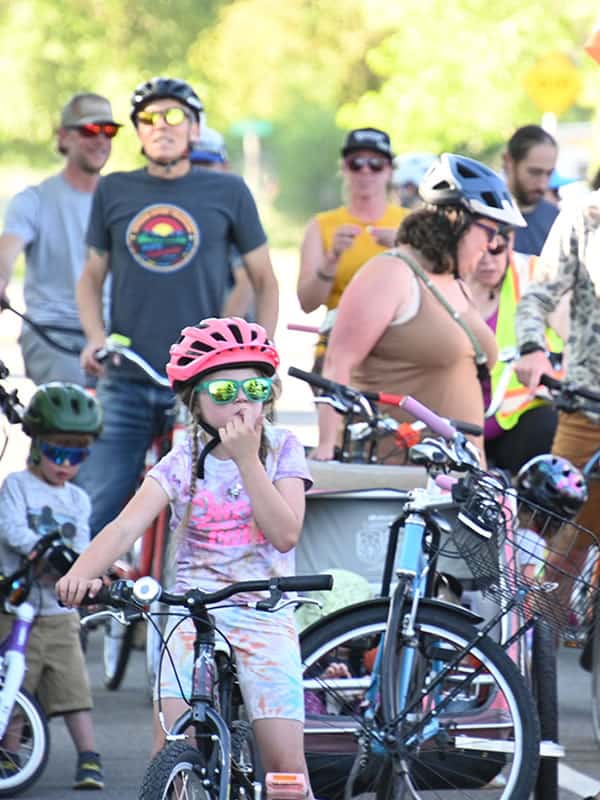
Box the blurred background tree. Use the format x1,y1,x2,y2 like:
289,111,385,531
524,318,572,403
0,0,599,240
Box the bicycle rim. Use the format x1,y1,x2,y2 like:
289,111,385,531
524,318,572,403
0,689,49,797
531,618,558,800
592,595,600,747
301,601,539,800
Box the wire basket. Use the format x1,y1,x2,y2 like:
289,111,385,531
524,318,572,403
448,478,600,640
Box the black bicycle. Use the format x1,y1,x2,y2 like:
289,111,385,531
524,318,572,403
82,572,332,800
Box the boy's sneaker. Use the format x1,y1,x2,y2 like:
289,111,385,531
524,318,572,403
73,751,104,790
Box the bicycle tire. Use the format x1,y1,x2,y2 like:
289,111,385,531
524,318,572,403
139,740,216,800
591,594,600,747
531,617,558,800
0,688,49,797
301,600,540,800
103,615,135,690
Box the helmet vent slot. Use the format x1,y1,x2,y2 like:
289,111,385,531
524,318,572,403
481,191,501,209
456,163,479,179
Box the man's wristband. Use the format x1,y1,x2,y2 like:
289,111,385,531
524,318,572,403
519,341,546,356
316,269,335,282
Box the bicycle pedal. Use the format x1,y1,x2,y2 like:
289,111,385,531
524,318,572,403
265,772,307,800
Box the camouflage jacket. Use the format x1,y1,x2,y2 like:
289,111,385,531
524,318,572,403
515,190,600,409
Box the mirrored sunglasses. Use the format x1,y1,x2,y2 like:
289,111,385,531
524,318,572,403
136,107,189,127
39,441,91,466
194,377,273,404
74,123,119,139
346,156,387,173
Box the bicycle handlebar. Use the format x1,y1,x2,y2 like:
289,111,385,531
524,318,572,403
82,573,334,610
95,336,171,389
288,366,478,440
539,373,600,414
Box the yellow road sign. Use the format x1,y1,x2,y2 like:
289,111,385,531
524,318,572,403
524,53,582,114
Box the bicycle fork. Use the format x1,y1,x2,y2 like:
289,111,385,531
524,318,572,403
0,602,34,738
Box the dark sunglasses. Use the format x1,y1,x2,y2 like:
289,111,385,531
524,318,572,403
346,156,388,173
472,219,500,244
488,240,509,256
136,107,189,127
39,441,91,466
73,123,120,139
194,377,273,404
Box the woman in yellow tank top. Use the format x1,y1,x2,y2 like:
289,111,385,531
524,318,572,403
297,128,408,370
312,154,527,463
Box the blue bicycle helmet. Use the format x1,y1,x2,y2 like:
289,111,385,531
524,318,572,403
419,154,526,227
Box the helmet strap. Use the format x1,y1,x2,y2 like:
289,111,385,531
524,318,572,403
141,147,191,173
29,439,41,466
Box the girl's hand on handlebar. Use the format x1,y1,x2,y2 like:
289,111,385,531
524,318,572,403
56,574,104,608
514,351,554,395
81,341,107,377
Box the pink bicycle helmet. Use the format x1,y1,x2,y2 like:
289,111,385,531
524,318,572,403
516,454,588,519
166,317,279,390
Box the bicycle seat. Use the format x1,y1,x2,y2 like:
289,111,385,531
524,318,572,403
307,460,427,494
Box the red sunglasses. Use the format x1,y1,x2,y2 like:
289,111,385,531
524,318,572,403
73,123,120,139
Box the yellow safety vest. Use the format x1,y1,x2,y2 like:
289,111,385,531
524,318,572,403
492,260,563,430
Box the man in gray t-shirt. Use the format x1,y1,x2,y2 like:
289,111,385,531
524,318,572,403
0,93,120,385
76,77,278,535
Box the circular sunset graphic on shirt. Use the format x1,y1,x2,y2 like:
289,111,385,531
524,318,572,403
126,204,200,272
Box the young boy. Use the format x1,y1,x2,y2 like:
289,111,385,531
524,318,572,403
0,382,104,789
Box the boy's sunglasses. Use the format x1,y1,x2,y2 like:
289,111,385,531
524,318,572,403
72,123,120,139
194,377,273,404
39,441,90,466
346,156,387,173
136,107,189,127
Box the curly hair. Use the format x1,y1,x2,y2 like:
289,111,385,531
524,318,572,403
395,206,473,274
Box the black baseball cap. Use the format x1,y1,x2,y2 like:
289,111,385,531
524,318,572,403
341,127,394,160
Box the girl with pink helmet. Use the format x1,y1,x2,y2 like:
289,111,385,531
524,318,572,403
57,317,316,795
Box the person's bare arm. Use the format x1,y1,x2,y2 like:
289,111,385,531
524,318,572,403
297,219,361,313
222,267,255,318
0,233,25,299
313,254,411,460
241,243,278,338
76,246,110,375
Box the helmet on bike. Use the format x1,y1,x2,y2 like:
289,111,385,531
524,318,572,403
22,383,103,438
515,454,588,519
419,153,526,227
130,77,204,123
166,317,280,391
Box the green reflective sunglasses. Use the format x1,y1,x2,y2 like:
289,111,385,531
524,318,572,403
136,106,189,127
194,377,273,404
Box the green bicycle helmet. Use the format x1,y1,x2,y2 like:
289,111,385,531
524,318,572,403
22,383,103,438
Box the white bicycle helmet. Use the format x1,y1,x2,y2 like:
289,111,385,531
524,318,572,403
419,153,526,227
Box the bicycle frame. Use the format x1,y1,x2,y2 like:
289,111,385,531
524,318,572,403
0,602,36,738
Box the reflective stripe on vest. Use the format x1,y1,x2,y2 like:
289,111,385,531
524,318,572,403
492,260,563,430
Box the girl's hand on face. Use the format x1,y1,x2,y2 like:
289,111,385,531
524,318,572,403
219,410,262,465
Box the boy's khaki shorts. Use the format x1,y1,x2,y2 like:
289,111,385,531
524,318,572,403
0,611,92,717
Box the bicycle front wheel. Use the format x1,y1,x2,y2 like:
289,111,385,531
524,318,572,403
591,594,600,747
0,688,49,797
301,600,540,800
139,741,216,800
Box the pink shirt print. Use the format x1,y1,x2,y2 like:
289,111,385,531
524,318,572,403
148,425,312,598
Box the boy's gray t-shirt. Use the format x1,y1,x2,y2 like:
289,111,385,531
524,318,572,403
87,168,267,378
0,470,91,616
3,174,94,329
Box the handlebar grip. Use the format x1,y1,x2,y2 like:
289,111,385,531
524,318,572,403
277,574,334,592
80,579,134,607
401,396,457,440
540,373,562,392
450,419,483,437
288,366,339,395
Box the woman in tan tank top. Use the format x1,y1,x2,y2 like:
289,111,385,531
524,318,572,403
313,153,527,464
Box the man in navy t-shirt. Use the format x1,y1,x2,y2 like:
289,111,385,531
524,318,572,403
76,77,278,534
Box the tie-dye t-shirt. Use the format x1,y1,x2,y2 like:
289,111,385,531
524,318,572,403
148,426,312,598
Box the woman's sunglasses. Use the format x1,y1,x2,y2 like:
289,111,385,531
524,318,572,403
194,377,273,404
136,107,189,127
346,156,388,173
39,441,91,466
73,123,120,139
488,240,508,256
